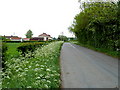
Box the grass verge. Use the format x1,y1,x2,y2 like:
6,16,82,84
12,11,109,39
70,41,118,58
2,41,64,88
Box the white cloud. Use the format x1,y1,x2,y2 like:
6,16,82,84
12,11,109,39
0,0,80,38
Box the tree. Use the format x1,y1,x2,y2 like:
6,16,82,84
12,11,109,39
25,30,33,38
69,1,118,51
58,35,68,41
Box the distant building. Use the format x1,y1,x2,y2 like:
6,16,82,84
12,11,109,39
4,35,22,42
30,33,52,41
4,35,18,39
23,38,30,41
10,37,22,42
30,37,44,41
38,33,52,41
3,33,52,42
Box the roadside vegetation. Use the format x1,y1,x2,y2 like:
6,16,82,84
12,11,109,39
70,40,118,58
2,41,63,88
5,42,46,59
6,43,20,59
68,1,119,58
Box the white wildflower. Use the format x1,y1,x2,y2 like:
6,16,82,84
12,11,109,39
46,69,51,71
47,80,51,84
27,86,32,88
44,84,48,88
36,64,39,66
36,77,40,79
29,66,31,68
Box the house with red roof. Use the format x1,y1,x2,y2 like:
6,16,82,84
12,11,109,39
23,38,30,41
38,33,52,41
30,33,52,41
4,35,23,42
4,35,18,39
10,37,23,42
30,37,44,41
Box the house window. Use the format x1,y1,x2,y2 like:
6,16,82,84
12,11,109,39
46,37,48,41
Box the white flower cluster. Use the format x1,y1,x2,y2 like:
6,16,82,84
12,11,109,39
2,41,63,88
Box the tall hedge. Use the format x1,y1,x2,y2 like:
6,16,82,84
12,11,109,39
69,1,119,52
0,42,1,56
0,42,8,71
17,42,45,56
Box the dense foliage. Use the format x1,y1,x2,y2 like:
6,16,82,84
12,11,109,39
58,35,68,41
2,41,63,88
1,43,8,71
69,1,119,52
17,42,45,56
0,42,2,60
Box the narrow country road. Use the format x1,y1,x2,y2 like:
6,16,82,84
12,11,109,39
60,43,118,88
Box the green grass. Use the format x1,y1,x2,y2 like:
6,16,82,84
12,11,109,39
6,43,21,59
70,41,118,58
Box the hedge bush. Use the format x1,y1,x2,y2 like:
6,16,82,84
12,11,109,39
17,42,45,56
0,42,2,60
1,42,8,71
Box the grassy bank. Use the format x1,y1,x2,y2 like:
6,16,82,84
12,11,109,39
2,41,64,88
70,41,118,58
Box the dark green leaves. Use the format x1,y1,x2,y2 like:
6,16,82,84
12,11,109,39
69,1,119,51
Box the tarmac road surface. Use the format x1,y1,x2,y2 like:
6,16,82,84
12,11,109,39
60,43,118,88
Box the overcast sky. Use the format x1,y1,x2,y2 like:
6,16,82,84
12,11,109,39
0,0,80,38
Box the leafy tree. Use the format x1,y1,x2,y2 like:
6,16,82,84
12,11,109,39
69,1,119,51
52,37,57,40
25,30,33,38
58,35,68,41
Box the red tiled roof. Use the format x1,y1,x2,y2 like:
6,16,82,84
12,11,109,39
11,37,21,39
39,33,51,37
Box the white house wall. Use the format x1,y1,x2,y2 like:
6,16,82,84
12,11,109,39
44,37,47,41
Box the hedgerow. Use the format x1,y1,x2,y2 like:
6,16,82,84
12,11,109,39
69,2,119,52
17,42,45,56
2,41,64,88
1,42,8,71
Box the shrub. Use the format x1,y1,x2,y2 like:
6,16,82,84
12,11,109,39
3,41,21,43
17,42,45,56
1,42,8,71
0,43,2,60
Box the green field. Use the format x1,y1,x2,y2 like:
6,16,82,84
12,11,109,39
6,43,20,59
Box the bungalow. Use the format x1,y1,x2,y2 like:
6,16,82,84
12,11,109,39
23,38,30,41
10,37,23,42
30,33,52,41
4,35,18,40
38,33,52,41
3,35,22,41
30,37,44,41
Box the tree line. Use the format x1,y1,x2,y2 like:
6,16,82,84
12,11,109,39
69,1,120,52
